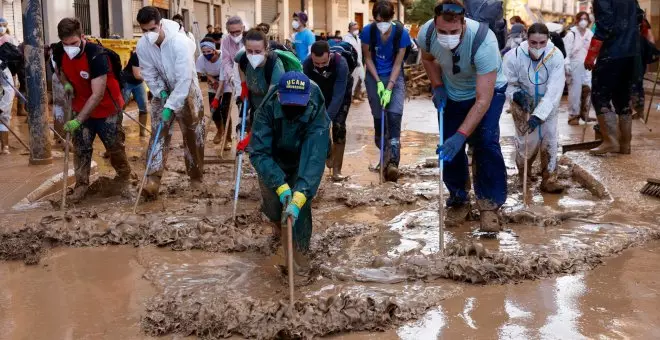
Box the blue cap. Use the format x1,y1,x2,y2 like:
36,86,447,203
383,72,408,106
278,71,311,106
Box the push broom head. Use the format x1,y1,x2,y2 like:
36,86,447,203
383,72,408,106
641,178,660,198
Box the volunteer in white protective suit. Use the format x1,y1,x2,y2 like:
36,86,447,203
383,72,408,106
343,21,365,101
0,63,14,155
503,23,566,194
563,11,593,125
136,6,205,197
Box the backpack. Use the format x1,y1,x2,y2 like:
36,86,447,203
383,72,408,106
0,42,24,76
329,41,358,73
424,18,490,66
549,32,567,58
464,0,507,51
53,41,125,91
239,48,303,85
369,21,412,66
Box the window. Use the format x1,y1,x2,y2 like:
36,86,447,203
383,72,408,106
73,0,92,35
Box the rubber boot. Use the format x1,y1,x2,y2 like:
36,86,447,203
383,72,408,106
138,111,148,137
579,85,592,122
594,124,602,140
331,143,347,182
385,138,400,182
568,116,580,125
141,175,161,198
445,198,471,227
540,172,565,193
213,120,223,144
0,131,9,154
16,100,26,116
479,210,502,232
223,118,233,151
590,111,619,155
67,185,89,203
618,114,632,154
325,144,334,170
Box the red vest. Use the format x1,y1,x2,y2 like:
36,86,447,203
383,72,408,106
61,42,124,119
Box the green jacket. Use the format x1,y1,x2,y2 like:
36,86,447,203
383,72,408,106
249,82,329,199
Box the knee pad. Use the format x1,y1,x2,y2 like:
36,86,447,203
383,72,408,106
332,123,347,144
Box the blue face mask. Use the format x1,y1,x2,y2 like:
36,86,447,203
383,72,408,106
204,53,214,61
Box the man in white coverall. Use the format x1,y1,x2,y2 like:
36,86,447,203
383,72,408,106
503,23,566,194
136,6,205,196
343,21,365,101
563,11,594,125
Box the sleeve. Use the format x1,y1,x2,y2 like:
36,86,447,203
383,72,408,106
359,25,370,45
248,93,288,190
0,68,14,114
234,49,245,64
88,47,110,79
593,0,615,41
502,49,520,102
294,88,330,198
532,53,565,121
164,36,195,112
221,37,235,84
137,40,167,96
399,28,412,48
306,30,316,46
326,56,349,120
130,52,139,67
417,24,429,53
473,30,502,75
269,58,285,88
195,56,205,74
562,31,575,62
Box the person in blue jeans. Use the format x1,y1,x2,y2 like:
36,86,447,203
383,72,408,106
121,50,149,137
417,0,509,232
360,0,411,181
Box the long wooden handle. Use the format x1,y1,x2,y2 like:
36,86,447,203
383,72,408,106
219,101,232,158
61,132,70,211
286,216,295,309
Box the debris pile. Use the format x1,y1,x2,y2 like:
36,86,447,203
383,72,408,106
404,64,431,98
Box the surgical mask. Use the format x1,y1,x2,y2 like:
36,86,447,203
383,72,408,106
436,34,461,50
204,53,214,61
529,47,544,59
145,31,160,45
64,45,81,60
0,27,6,35
352,30,359,36
281,105,307,120
247,53,265,68
292,20,300,30
513,37,523,44
232,34,243,44
376,22,391,35
578,20,588,29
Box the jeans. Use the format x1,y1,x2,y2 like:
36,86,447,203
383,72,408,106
122,82,148,112
442,87,508,209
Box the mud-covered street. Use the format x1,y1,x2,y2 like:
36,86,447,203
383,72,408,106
1,95,659,339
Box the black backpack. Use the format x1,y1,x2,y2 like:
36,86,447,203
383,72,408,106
549,32,567,58
0,42,24,76
369,21,412,65
53,41,125,90
329,41,358,73
424,19,490,66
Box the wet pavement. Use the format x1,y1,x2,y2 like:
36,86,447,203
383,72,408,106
0,92,659,339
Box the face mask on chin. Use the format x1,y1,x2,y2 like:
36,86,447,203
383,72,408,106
281,105,307,120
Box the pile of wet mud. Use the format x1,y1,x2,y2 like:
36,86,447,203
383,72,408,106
316,182,419,208
0,209,272,264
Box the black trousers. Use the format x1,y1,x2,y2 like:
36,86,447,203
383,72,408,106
591,57,638,116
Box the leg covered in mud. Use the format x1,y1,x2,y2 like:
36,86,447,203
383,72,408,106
512,101,540,183
96,114,132,181
537,113,564,193
329,84,352,181
70,121,96,202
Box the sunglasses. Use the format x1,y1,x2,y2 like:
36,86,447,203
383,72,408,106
434,3,466,17
452,53,460,74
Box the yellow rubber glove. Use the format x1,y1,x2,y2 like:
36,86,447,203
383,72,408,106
377,81,385,98
380,89,392,108
276,183,292,205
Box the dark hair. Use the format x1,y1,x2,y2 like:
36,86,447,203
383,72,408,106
207,24,213,29
311,41,330,56
57,18,82,40
200,37,215,44
528,23,549,36
172,14,184,22
256,23,270,34
244,28,267,48
510,15,527,27
372,0,395,21
137,6,162,25
575,11,590,24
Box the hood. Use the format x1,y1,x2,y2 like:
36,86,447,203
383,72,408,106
160,19,182,40
518,40,557,57
545,22,564,34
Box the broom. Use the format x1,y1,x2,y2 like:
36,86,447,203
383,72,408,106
640,178,660,198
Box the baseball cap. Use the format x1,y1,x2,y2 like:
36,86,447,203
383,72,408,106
278,71,311,106
293,12,308,24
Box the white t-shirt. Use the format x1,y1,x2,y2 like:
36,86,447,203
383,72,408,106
196,55,224,93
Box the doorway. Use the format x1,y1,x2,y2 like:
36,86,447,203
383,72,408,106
98,0,109,38
354,13,363,30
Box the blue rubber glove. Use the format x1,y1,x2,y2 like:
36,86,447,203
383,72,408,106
162,108,173,121
512,91,533,114
525,115,543,134
276,183,292,206
285,192,306,225
437,132,467,161
432,85,447,110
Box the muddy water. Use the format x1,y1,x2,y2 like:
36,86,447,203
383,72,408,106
1,98,660,339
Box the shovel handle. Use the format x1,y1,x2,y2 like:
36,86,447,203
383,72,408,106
286,216,295,308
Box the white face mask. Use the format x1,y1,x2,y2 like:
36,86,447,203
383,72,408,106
578,20,588,29
436,34,461,50
513,37,523,44
232,34,243,44
376,22,391,35
0,27,6,35
145,31,160,45
292,20,300,30
64,45,81,60
529,47,544,59
352,30,359,36
247,53,265,68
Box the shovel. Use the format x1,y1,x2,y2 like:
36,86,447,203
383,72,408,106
285,216,295,309
437,106,445,254
232,98,248,220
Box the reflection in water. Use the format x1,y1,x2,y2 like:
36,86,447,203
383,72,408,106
397,307,446,340
499,300,533,339
539,274,587,340
460,297,478,330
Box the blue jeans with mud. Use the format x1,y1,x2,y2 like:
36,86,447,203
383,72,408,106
259,174,313,252
442,87,507,209
365,72,404,167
